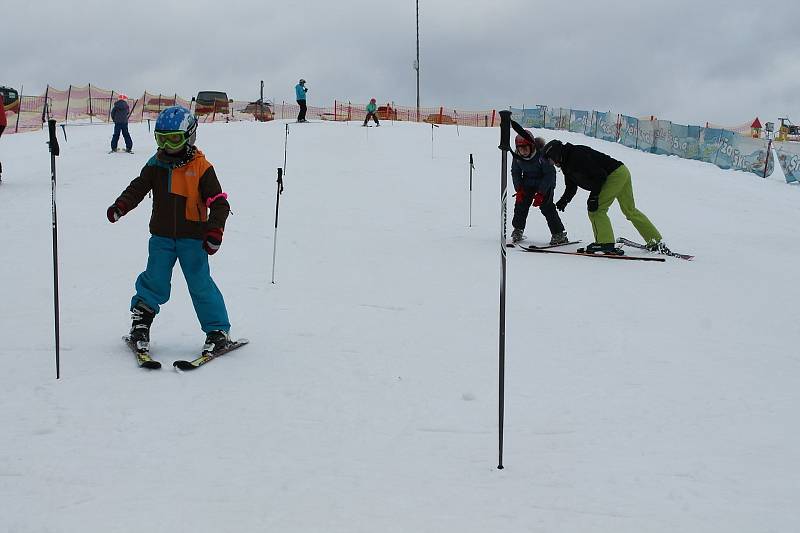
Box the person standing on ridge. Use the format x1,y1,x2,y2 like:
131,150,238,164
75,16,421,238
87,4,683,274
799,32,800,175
106,105,233,364
110,93,134,153
543,139,669,255
363,98,380,127
510,130,568,245
295,79,308,122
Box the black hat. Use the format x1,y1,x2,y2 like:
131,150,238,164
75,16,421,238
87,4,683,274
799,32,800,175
543,140,564,162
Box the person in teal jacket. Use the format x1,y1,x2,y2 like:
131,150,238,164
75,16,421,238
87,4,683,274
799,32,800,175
295,79,308,122
363,98,380,126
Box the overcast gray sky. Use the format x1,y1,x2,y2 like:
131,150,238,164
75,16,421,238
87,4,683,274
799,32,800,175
6,0,798,126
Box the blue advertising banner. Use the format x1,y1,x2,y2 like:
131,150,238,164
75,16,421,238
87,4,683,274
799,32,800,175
668,124,701,160
775,142,800,183
569,110,590,134
545,107,569,130
637,120,657,153
594,111,619,142
619,116,639,149
653,120,672,155
510,107,545,128
713,131,772,177
697,128,725,164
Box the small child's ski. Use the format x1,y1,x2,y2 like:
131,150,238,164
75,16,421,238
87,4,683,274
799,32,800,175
616,237,694,260
173,338,249,371
520,240,581,250
109,149,134,154
122,335,161,369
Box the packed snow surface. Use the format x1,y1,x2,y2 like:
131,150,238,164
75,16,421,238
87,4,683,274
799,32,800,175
1,119,798,532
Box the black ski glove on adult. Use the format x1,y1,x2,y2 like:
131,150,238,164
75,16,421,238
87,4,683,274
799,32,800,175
587,194,599,213
555,197,569,212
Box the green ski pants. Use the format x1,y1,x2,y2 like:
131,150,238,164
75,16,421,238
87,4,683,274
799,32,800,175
588,165,662,245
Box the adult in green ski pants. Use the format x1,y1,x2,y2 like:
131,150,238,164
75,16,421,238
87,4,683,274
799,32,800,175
589,164,661,244
543,140,668,253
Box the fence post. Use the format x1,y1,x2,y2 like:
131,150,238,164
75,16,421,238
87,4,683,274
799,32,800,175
88,84,93,124
39,85,50,127
438,106,443,124
763,139,773,179
334,99,337,121
142,93,146,121
14,84,24,133
490,109,496,127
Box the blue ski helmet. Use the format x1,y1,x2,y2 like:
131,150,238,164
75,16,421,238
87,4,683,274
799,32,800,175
154,106,198,149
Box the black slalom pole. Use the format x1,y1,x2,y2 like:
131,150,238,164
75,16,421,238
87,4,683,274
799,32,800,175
497,110,512,469
469,153,474,227
283,124,289,176
47,119,62,379
271,168,284,284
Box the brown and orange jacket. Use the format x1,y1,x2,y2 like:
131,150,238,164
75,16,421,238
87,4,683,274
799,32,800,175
115,147,230,240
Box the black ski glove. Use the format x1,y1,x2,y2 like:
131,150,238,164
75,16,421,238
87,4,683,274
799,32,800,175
555,197,569,212
587,194,599,212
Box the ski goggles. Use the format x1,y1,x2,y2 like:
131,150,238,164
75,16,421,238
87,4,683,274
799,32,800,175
154,131,187,150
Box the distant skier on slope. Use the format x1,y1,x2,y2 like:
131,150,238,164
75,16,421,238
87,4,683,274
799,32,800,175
106,105,233,357
543,139,670,255
295,78,308,122
110,94,133,153
509,129,568,245
363,98,380,127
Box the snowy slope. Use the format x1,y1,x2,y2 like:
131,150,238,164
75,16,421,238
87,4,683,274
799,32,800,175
1,119,798,533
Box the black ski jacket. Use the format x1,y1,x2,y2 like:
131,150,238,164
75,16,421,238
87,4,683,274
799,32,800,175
558,143,623,204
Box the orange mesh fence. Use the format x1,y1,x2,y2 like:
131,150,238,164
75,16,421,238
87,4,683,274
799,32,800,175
3,84,503,134
5,83,754,136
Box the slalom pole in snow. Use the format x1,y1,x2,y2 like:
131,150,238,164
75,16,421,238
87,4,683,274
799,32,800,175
469,153,474,227
271,167,284,284
430,123,439,159
283,124,289,176
497,110,512,469
47,119,62,379
763,138,773,179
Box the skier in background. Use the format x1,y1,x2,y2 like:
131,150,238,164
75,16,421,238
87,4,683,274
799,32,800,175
510,129,568,245
106,106,233,357
543,139,669,255
110,94,133,153
295,79,308,122
363,98,380,126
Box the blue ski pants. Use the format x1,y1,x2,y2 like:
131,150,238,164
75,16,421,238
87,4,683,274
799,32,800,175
111,122,133,151
131,235,230,333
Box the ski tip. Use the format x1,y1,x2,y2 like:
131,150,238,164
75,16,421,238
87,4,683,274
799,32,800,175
173,360,197,371
140,360,162,370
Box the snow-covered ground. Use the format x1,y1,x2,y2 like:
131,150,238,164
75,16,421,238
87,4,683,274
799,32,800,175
1,118,798,532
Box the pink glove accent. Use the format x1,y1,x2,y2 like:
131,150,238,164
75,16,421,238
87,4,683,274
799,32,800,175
205,192,228,207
